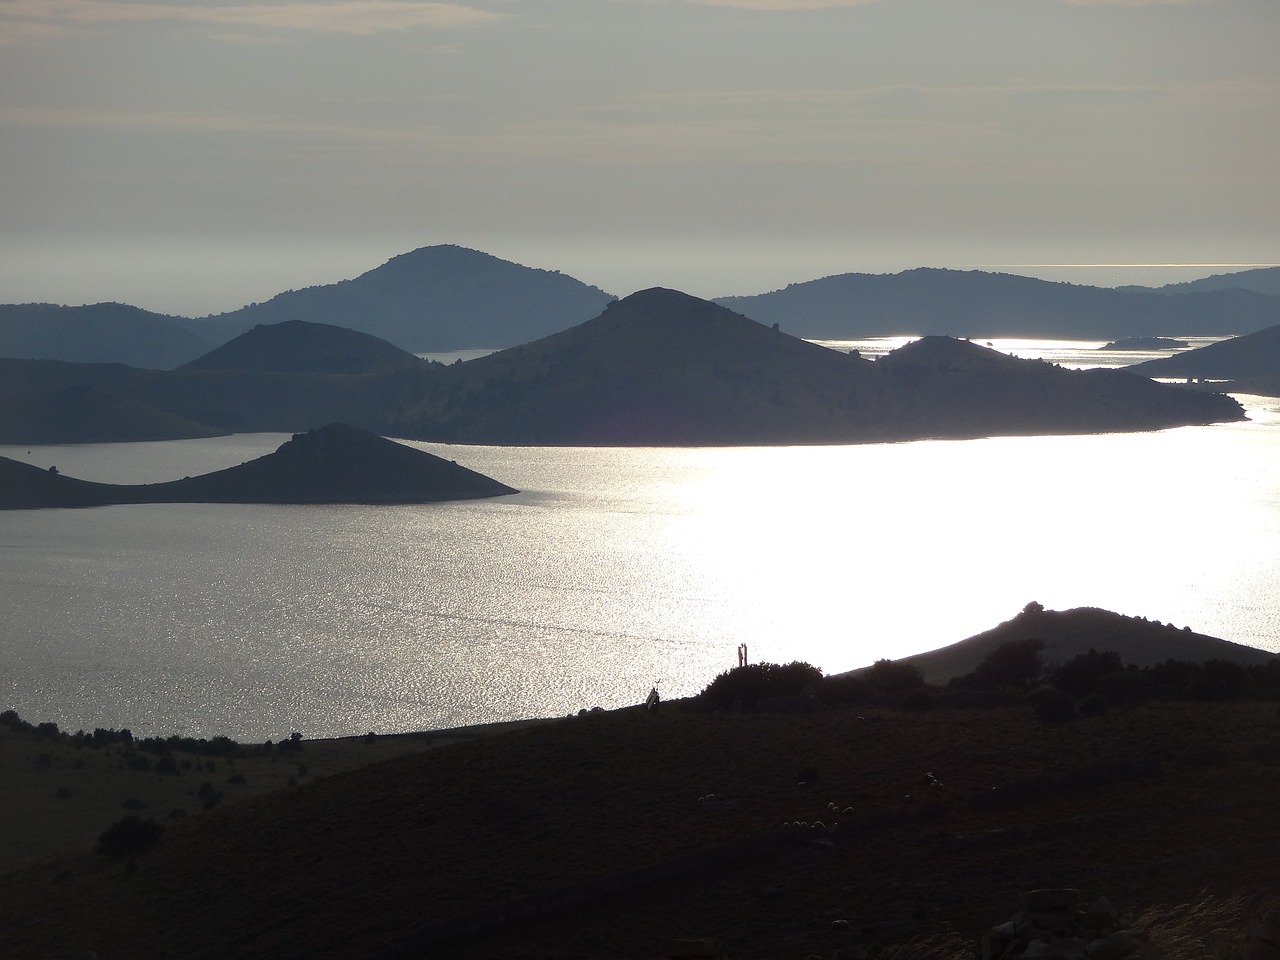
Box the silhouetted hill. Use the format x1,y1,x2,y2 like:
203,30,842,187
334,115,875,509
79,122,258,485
898,604,1277,684
389,289,1245,445
0,338,440,444
1128,324,1280,394
715,268,1280,340
180,320,424,374
0,302,218,368
0,423,516,509
1,289,1245,445
200,245,616,353
1157,265,1280,298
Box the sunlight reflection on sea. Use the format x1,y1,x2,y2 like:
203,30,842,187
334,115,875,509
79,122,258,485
1,342,1277,739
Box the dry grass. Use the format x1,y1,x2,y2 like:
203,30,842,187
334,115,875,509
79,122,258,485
1,699,1278,959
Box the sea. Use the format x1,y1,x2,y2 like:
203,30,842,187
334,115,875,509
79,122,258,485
3,337,1279,741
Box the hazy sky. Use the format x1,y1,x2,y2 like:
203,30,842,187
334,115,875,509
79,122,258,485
1,0,1277,315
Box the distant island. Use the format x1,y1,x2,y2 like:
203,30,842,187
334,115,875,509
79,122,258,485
1099,336,1189,351
3,250,1280,368
0,423,517,509
0,289,1246,446
387,288,1246,445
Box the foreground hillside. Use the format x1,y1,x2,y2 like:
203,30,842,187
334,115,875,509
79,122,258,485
1,695,1277,960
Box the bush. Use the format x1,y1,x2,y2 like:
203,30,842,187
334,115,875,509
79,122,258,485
1051,648,1124,698
1030,686,1076,722
96,816,163,858
820,672,873,705
863,659,924,695
955,638,1046,691
698,661,823,710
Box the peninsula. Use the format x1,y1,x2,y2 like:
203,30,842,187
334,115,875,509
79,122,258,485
0,423,516,509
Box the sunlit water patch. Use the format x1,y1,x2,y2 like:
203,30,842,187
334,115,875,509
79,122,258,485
1,348,1277,740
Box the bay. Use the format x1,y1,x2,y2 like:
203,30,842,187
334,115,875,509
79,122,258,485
2,340,1278,740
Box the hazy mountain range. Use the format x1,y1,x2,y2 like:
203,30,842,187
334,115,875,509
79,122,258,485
2,247,1279,369
0,288,1244,447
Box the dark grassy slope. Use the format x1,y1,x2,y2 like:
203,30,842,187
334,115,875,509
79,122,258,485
1,696,1276,960
0,423,516,508
389,289,1246,445
715,268,1280,340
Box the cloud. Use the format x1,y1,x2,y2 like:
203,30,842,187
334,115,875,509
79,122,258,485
1053,0,1207,6
0,1,502,42
689,0,878,7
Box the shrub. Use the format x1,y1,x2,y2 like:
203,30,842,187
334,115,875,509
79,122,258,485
863,659,924,695
1080,693,1107,716
820,672,873,705
1097,669,1144,705
901,687,935,711
698,661,823,710
955,638,1046,691
96,816,163,858
1030,686,1076,722
1051,648,1124,698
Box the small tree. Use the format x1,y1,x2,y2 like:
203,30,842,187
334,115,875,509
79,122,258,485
96,816,163,858
956,638,1046,691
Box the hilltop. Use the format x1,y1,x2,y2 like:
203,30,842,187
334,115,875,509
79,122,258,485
198,244,617,354
900,604,1278,684
180,319,425,375
0,423,516,508
390,289,1245,445
0,246,615,367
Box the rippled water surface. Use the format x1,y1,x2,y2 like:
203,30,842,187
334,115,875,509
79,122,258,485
3,343,1278,739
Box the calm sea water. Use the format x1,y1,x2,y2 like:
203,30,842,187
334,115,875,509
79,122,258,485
3,339,1278,740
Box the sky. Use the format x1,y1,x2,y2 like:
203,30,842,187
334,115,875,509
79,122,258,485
1,0,1277,316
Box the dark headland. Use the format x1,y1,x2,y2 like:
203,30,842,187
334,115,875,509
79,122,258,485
388,288,1246,445
0,423,516,509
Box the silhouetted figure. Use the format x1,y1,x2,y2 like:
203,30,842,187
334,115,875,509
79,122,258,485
48,465,58,475
646,686,660,715
738,643,748,667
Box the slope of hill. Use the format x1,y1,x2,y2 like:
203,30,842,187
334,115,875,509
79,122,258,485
0,423,516,508
199,244,617,353
1127,324,1280,391
1,687,1276,960
0,302,218,368
899,604,1278,684
389,289,1246,445
1157,265,1280,298
715,268,1280,340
